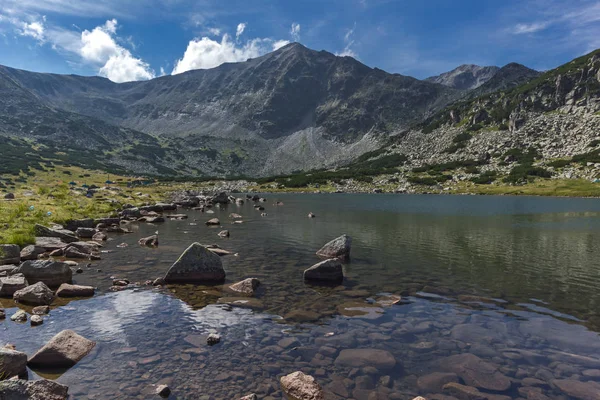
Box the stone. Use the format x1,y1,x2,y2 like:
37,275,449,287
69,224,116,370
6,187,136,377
304,259,344,282
443,382,487,400
12,260,72,287
280,371,324,400
417,372,459,393
438,353,511,392
156,384,171,398
229,213,243,219
0,347,27,379
35,237,68,251
239,394,258,400
0,310,4,320
152,277,165,286
212,192,230,204
56,283,95,297
138,235,159,247
13,282,55,305
20,245,46,261
552,379,600,400
0,379,69,400
0,244,20,265
164,243,226,283
10,310,27,322
4,193,14,199
316,234,352,260
206,218,220,226
308,212,316,218
30,315,43,326
64,246,97,259
32,305,50,315
75,227,96,238
334,349,397,371
207,333,221,345
0,275,28,297
218,230,230,238
34,224,77,243
28,330,96,369
228,278,260,296
92,232,108,242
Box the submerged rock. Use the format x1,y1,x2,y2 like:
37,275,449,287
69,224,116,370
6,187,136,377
138,235,159,247
0,347,27,379
0,244,20,265
438,353,511,392
13,260,72,287
334,349,397,371
280,371,324,400
553,379,600,400
164,243,226,283
0,379,69,400
218,230,230,238
28,330,96,369
228,278,260,296
304,259,344,282
316,234,352,260
56,283,95,298
13,282,55,306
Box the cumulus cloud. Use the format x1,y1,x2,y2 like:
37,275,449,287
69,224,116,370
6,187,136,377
236,22,246,39
273,39,290,50
208,27,221,36
78,19,154,82
19,19,45,41
290,22,300,41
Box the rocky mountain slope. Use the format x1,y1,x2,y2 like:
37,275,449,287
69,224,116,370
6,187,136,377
426,64,500,90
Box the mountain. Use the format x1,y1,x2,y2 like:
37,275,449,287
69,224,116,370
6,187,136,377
466,63,541,98
0,43,462,177
426,64,500,90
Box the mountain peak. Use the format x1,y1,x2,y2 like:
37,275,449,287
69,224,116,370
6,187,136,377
426,64,500,90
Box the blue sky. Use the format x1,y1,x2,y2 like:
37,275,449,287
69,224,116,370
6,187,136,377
0,0,598,82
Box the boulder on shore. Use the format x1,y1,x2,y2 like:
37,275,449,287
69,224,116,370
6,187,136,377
28,330,96,369
13,282,55,305
280,371,324,400
92,232,108,242
0,379,69,400
0,244,20,265
0,347,28,379
20,245,46,261
35,237,69,252
228,278,260,296
56,283,95,298
316,234,352,260
164,243,226,283
304,259,344,282
0,275,28,297
34,224,78,243
13,260,73,287
75,227,97,239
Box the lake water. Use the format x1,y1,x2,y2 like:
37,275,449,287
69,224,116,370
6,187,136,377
2,193,600,399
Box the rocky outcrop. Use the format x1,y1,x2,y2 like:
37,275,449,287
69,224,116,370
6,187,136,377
56,283,95,298
0,244,20,264
13,260,72,287
316,235,352,260
304,259,344,282
13,282,55,305
228,278,260,296
0,275,28,297
28,330,96,369
164,243,226,283
0,347,27,379
280,371,324,400
0,379,69,400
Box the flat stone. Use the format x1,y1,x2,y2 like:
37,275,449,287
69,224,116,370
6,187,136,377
0,275,28,297
164,243,225,283
417,372,459,393
334,349,397,371
35,237,69,251
13,260,73,287
0,379,69,400
28,330,96,369
336,302,385,320
553,379,600,400
56,283,95,297
439,353,511,392
34,224,78,243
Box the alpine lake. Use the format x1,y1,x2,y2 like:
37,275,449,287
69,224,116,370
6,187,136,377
3,193,600,400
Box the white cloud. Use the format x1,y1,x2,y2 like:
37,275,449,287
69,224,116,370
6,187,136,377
512,22,548,34
208,27,221,36
336,23,358,59
19,20,45,41
273,40,290,51
236,22,246,39
173,33,284,74
290,22,300,41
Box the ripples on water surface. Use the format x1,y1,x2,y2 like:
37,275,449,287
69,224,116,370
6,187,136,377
2,194,600,399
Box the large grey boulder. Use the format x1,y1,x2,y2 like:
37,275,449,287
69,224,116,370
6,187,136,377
28,330,96,369
0,347,27,379
0,244,20,265
35,237,68,251
75,227,97,239
0,379,69,400
212,192,230,204
0,275,28,297
14,282,55,305
280,371,324,400
164,242,226,283
34,224,78,243
20,245,46,261
13,260,72,287
316,234,352,260
304,259,344,282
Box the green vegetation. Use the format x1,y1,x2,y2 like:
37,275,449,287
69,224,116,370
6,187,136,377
470,171,497,184
503,165,552,183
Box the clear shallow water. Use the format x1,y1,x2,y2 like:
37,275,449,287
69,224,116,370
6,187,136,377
2,193,600,399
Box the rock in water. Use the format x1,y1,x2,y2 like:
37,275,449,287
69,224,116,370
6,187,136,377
229,278,260,296
206,218,220,226
438,353,511,391
13,282,55,305
316,234,351,260
138,235,159,247
92,232,108,242
0,275,28,297
0,379,69,400
156,384,171,398
218,230,230,238
207,333,221,345
32,305,50,315
28,330,96,369
280,371,324,400
0,244,20,264
164,243,226,283
334,349,397,371
12,260,72,287
56,283,95,298
0,347,27,379
304,259,344,282
10,310,27,322
30,315,44,326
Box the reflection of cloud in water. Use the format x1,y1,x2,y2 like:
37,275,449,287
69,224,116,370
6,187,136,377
179,302,266,337
89,291,157,344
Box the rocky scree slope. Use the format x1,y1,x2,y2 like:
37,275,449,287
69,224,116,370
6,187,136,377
426,64,500,90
